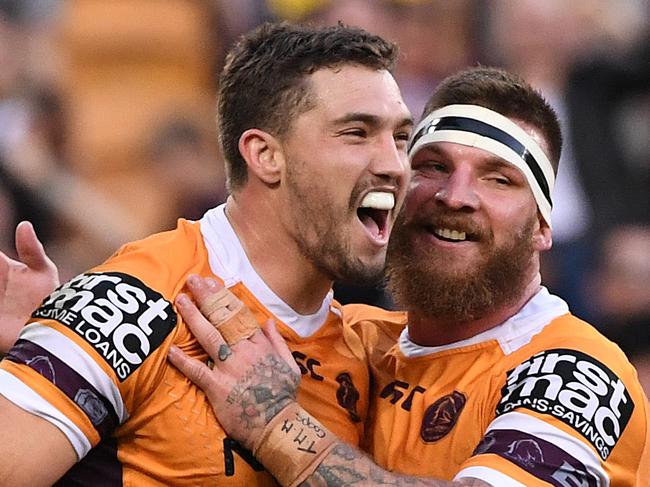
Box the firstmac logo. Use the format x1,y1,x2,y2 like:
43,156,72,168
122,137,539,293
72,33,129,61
497,349,634,460
35,272,176,381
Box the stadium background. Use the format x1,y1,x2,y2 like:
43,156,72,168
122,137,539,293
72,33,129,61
0,0,647,393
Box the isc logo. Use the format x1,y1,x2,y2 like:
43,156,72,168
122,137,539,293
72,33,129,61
497,349,634,460
35,272,177,381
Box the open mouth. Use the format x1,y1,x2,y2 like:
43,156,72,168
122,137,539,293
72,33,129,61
357,191,394,240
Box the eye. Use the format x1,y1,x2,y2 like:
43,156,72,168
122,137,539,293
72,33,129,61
394,130,411,142
418,160,446,171
491,176,511,185
483,170,513,186
394,131,411,151
342,128,367,138
412,158,448,176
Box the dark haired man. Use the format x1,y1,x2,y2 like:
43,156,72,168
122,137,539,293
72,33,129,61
169,67,650,486
0,22,412,485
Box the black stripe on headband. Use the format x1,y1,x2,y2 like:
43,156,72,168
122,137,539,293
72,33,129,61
409,116,552,205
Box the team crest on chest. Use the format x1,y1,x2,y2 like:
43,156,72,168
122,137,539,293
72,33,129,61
421,391,467,442
336,372,361,423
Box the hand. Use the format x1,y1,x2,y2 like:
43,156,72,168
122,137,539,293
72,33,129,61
168,275,301,451
0,221,60,352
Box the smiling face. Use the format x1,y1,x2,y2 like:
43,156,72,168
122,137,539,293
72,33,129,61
278,65,413,283
386,120,552,321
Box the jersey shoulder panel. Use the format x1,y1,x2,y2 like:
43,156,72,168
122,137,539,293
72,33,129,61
465,313,649,487
94,219,209,291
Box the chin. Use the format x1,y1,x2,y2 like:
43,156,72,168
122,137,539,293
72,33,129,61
335,257,385,285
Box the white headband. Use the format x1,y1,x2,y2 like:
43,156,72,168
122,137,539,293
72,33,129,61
408,104,555,227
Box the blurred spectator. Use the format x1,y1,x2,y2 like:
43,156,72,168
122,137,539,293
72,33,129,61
567,33,650,237
307,0,478,117
591,226,650,395
147,117,227,228
384,0,478,117
0,179,17,256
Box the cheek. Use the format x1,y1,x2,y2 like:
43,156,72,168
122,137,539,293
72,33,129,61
490,201,536,241
403,178,439,217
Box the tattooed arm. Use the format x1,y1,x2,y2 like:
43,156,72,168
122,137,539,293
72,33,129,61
168,276,491,487
305,443,490,486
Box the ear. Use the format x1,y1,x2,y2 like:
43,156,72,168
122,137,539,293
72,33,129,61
238,128,284,185
532,212,553,251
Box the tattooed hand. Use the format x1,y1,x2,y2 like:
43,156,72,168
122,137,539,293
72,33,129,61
168,275,301,451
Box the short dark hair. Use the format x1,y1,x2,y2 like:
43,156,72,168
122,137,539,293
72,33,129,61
423,67,562,172
218,22,398,192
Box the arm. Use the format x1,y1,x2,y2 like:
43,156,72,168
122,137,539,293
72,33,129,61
0,395,77,486
0,221,59,352
168,276,490,487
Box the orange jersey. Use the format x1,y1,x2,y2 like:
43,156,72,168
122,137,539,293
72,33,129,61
345,288,650,486
0,205,369,486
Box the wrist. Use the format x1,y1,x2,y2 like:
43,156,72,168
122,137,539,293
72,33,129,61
253,402,337,487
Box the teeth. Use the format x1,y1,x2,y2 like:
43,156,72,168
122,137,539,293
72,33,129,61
434,228,466,241
360,192,395,210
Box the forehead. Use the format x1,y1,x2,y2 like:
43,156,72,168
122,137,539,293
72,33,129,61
308,65,411,121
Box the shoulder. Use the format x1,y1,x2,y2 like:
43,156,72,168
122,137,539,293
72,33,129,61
92,219,209,295
518,313,638,378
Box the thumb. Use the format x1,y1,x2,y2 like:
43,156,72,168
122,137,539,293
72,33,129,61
15,221,58,277
168,344,216,391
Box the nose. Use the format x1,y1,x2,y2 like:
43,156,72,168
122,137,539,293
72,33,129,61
434,169,479,211
369,133,409,181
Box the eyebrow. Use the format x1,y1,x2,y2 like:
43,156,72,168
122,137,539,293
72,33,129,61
481,156,518,172
333,112,414,129
418,145,521,173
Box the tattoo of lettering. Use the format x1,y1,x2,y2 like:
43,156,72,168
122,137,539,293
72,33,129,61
303,444,491,486
218,344,232,362
226,353,300,430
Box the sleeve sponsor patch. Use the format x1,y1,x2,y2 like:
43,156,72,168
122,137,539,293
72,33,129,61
32,272,177,381
497,348,634,460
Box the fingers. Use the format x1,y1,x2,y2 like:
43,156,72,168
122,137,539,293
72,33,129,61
168,345,217,391
186,274,259,345
186,275,224,311
186,275,235,323
175,293,227,357
15,221,58,278
260,320,301,376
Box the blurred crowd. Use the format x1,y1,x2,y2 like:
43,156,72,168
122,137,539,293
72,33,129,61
0,0,648,392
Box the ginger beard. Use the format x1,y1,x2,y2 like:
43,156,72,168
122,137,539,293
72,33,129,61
386,207,537,323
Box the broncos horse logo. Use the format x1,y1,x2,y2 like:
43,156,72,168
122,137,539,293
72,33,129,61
421,391,467,442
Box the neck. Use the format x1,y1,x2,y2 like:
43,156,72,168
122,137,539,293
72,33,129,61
407,272,543,347
225,193,333,315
